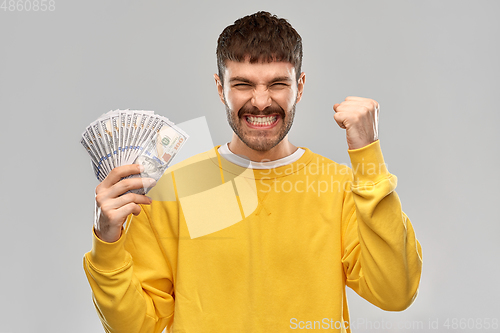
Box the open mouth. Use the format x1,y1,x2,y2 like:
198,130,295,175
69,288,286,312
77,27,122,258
243,114,280,129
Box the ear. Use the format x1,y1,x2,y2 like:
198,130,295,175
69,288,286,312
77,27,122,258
214,74,225,105
296,72,306,103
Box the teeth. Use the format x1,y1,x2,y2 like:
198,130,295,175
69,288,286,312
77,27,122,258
246,116,277,126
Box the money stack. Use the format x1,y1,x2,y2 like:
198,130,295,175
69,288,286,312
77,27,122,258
80,109,189,194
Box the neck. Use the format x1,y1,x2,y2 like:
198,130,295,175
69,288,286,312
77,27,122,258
228,133,297,162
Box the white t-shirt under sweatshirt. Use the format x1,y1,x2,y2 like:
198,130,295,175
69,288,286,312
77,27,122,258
217,142,305,169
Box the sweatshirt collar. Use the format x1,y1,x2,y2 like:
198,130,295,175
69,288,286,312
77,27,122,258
210,145,314,180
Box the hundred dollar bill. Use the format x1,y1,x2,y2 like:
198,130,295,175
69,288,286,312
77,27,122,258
118,110,128,165
111,114,120,168
98,118,116,169
80,136,105,181
82,129,108,178
99,109,122,167
80,132,98,166
128,115,161,165
126,111,154,164
123,111,141,163
81,109,189,189
152,120,188,166
87,124,111,176
128,113,156,164
92,122,113,174
128,120,188,194
122,111,133,165
99,117,119,171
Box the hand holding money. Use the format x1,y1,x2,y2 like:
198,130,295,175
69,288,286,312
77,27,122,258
333,96,379,150
80,109,188,194
94,165,155,243
81,109,189,242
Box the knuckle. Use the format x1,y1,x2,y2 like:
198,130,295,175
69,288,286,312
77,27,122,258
100,202,112,213
123,192,135,202
134,205,142,215
107,211,117,222
109,167,117,176
122,180,133,190
95,193,104,205
112,166,125,177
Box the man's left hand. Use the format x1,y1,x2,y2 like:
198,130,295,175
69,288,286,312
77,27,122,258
333,96,379,150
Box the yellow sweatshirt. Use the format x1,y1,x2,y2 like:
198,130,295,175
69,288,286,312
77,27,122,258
83,140,422,333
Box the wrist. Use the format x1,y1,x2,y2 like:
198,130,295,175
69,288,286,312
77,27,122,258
87,225,130,271
348,140,389,183
348,138,377,150
94,224,123,243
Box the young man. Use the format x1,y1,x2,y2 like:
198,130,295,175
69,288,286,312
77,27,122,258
84,11,422,333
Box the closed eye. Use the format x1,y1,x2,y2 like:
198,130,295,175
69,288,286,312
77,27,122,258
271,83,289,88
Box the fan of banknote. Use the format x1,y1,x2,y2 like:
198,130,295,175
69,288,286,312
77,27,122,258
80,109,189,194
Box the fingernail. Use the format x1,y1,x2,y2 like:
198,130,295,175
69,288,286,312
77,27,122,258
147,196,153,203
139,165,145,172
148,178,156,185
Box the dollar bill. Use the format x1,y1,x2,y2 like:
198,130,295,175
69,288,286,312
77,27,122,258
98,118,116,170
86,125,111,176
127,119,188,194
81,109,189,194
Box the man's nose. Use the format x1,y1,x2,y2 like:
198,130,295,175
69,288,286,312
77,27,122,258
251,87,272,111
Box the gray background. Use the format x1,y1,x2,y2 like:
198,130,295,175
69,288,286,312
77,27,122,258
1,0,499,332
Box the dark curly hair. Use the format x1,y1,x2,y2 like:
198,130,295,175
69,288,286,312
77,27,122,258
216,11,303,84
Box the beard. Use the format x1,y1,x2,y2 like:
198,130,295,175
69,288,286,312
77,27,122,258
225,98,296,152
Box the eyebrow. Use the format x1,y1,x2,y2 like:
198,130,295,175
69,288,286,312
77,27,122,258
229,76,293,84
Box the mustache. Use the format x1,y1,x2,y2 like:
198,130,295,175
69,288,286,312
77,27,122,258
238,104,285,118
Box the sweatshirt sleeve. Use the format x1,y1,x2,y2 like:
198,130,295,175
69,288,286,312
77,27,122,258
83,204,175,333
341,140,423,311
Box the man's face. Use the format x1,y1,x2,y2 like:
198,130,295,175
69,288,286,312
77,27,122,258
215,59,305,152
